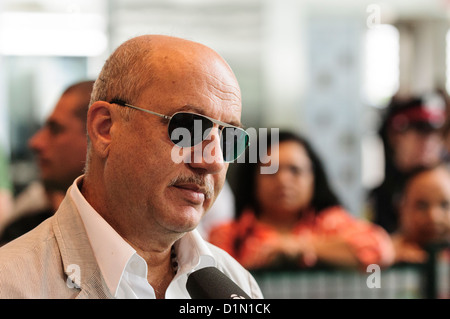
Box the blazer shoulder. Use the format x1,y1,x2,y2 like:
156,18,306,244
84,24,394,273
0,215,56,258
0,214,80,298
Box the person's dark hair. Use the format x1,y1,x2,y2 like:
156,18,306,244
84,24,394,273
401,162,450,199
233,130,341,218
63,80,95,130
378,96,414,171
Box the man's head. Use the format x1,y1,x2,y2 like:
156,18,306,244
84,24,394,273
84,35,243,240
29,80,93,192
399,164,450,246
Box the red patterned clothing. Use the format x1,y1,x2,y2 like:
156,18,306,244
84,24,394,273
208,206,395,270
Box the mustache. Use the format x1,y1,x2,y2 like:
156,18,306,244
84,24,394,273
168,175,215,199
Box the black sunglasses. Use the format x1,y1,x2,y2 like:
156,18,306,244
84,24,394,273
110,99,250,162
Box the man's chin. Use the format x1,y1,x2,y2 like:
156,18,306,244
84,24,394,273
166,205,205,233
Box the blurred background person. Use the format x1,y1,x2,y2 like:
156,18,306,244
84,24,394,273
366,92,448,234
440,88,450,163
0,146,13,226
0,80,93,245
209,130,395,271
391,163,450,264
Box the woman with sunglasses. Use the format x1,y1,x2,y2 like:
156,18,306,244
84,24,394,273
209,131,395,271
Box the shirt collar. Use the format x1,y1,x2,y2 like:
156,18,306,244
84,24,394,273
69,175,217,298
176,229,217,275
70,176,135,297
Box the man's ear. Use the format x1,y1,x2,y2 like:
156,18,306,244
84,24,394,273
87,101,113,159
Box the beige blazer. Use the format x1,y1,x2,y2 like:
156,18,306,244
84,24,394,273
0,194,112,298
0,190,263,299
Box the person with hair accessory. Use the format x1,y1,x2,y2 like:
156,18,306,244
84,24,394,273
209,131,395,271
0,35,262,299
367,92,448,234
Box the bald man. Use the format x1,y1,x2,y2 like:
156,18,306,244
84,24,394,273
0,35,262,299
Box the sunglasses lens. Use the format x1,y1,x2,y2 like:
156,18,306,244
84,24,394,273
221,127,250,162
168,113,213,147
168,112,249,162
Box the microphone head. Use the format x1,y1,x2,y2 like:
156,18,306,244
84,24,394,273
186,267,251,299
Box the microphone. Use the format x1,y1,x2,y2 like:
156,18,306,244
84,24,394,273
186,267,252,299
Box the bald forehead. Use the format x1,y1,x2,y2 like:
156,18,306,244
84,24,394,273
134,35,241,104
127,35,225,69
148,37,236,80
102,35,242,121
136,35,220,57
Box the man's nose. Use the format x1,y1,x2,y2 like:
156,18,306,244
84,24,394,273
28,128,46,153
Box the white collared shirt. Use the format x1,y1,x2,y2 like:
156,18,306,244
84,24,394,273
69,176,217,299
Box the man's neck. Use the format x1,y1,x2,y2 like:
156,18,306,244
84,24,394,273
137,244,176,299
81,174,181,298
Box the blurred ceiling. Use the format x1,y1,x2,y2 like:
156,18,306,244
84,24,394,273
2,0,450,20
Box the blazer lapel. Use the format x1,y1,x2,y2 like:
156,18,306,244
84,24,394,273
52,190,113,299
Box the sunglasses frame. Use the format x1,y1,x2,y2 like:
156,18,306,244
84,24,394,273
109,99,250,162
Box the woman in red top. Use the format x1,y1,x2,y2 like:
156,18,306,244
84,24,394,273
209,131,395,271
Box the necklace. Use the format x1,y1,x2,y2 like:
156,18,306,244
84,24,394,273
171,245,178,275
153,245,178,299
152,245,178,299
